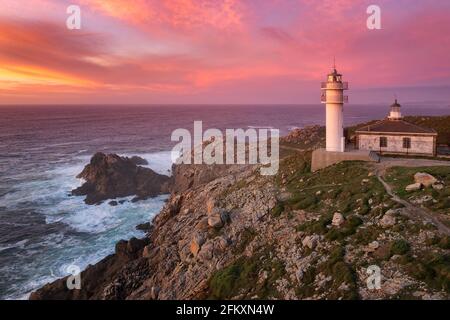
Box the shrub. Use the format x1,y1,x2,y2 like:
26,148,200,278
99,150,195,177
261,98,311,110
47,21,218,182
390,239,410,255
296,213,332,235
325,215,363,241
209,258,261,299
271,202,284,217
405,253,450,293
438,236,450,249
209,252,286,299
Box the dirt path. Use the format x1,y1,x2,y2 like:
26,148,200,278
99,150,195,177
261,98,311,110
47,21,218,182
374,158,450,235
376,157,450,176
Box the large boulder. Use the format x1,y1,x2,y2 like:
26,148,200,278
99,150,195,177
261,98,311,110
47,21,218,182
379,211,396,228
405,183,422,192
414,172,438,188
302,235,319,250
432,183,444,190
207,207,228,229
190,233,205,257
332,212,345,227
71,153,170,204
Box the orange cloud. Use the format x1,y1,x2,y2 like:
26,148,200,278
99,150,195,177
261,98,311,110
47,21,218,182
0,0,449,104
80,0,244,30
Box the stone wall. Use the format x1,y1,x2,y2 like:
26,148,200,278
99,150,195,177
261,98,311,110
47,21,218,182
311,148,379,172
358,134,435,155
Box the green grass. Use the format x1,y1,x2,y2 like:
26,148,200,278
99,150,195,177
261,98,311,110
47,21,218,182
208,251,286,299
353,225,383,245
284,161,388,216
278,160,389,243
295,213,332,235
390,239,410,255
296,246,359,299
271,201,285,217
385,166,450,215
233,228,257,254
403,252,450,293
325,216,363,241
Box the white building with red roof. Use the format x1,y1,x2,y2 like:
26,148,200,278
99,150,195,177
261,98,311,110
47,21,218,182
355,100,438,156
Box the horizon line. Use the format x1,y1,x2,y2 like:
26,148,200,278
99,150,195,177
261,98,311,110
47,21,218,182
0,101,449,107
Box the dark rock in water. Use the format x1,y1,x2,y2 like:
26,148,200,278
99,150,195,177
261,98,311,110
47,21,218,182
130,156,148,166
119,200,127,204
136,222,152,232
29,237,150,300
71,152,171,205
109,200,118,206
131,196,140,203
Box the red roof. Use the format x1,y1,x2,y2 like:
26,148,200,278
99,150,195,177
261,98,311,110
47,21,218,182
356,119,437,135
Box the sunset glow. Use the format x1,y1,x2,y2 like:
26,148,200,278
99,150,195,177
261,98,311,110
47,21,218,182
1,0,450,104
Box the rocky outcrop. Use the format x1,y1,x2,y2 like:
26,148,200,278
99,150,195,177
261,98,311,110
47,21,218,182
31,129,450,301
414,172,438,188
29,237,149,300
406,182,422,192
71,153,170,204
129,156,148,166
331,212,345,227
379,210,397,227
281,125,324,148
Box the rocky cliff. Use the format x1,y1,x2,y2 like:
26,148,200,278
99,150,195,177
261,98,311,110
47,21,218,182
31,125,450,300
71,152,170,204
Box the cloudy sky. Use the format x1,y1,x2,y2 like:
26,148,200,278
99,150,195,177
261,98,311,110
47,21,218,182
1,0,450,104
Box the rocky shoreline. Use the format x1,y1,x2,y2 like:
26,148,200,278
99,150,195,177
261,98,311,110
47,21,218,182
30,124,450,300
71,152,171,204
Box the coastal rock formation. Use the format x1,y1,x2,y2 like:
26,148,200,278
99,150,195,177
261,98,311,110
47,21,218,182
32,125,450,300
129,156,148,166
71,152,170,204
281,125,325,148
29,236,150,300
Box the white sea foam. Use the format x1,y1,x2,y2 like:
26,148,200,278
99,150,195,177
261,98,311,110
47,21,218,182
122,150,176,175
0,151,171,299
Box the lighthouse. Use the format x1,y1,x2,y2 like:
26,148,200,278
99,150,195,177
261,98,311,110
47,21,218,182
320,66,348,152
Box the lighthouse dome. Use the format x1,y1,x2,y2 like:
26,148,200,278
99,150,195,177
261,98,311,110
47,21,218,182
390,99,401,108
388,99,402,120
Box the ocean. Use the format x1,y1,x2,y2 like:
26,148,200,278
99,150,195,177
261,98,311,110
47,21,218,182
0,103,449,299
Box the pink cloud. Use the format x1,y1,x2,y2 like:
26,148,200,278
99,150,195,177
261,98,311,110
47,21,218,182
80,0,244,31
0,0,449,103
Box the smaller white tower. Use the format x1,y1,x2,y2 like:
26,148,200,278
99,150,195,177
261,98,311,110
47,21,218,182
321,65,348,152
387,99,402,120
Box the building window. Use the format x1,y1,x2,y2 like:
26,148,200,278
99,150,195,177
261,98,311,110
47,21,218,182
403,137,411,149
380,137,387,148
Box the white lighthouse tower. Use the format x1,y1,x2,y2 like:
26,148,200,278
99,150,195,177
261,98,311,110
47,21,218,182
320,64,348,152
312,64,378,172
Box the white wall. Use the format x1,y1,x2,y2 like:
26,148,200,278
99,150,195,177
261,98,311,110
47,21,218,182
326,102,343,152
358,134,435,155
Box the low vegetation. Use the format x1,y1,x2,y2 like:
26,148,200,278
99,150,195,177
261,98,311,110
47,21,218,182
385,166,450,215
208,250,285,299
296,246,359,299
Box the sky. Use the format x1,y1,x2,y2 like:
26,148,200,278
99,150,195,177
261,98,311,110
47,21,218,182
0,0,450,105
